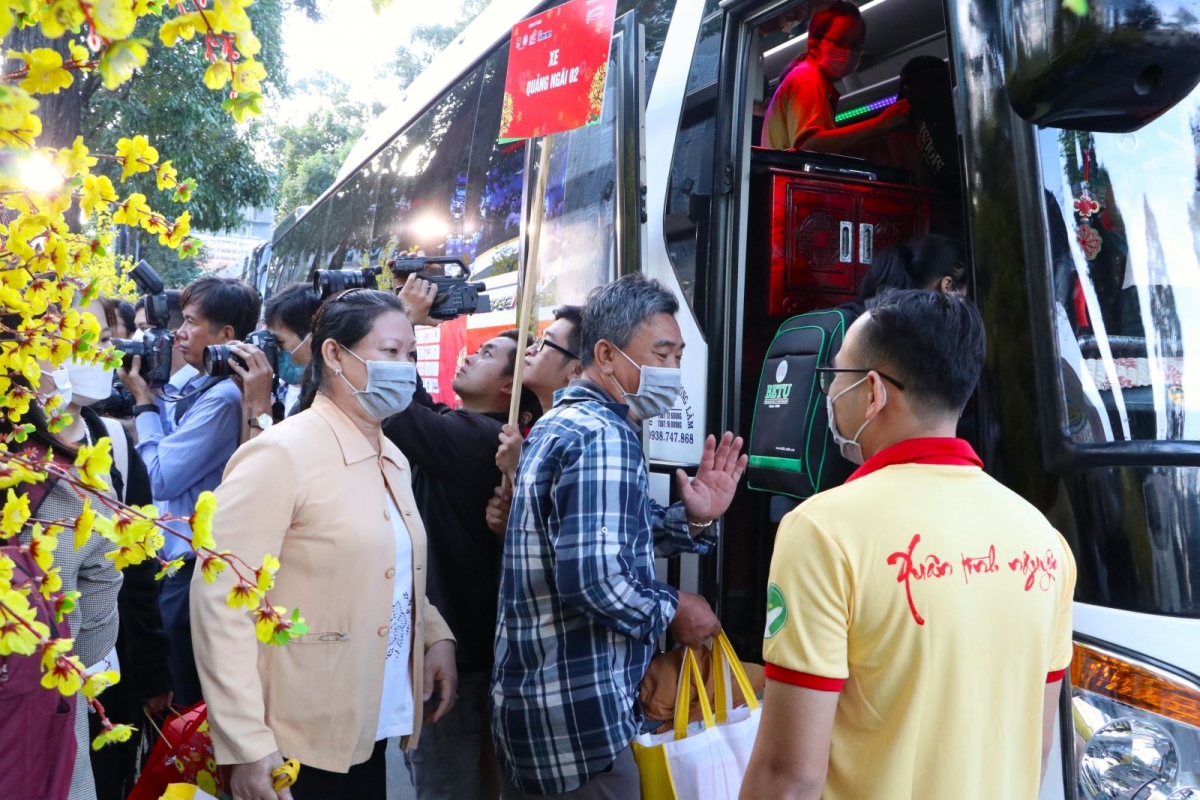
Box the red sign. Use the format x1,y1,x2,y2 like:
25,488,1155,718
499,0,618,140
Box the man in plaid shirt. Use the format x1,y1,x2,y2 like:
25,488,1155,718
492,275,748,798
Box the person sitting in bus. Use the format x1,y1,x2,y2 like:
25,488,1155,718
761,1,910,152
740,290,1075,800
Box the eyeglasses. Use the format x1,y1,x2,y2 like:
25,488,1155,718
816,366,906,396
532,336,579,361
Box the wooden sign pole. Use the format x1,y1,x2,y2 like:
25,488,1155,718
503,137,553,489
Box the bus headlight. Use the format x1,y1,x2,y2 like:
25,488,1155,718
1072,642,1200,800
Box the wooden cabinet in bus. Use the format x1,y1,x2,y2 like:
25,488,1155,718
748,163,934,317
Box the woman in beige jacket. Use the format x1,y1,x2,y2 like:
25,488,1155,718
191,289,457,800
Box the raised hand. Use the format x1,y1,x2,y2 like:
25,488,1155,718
675,432,748,525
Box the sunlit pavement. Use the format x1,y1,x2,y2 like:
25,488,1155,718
386,737,417,799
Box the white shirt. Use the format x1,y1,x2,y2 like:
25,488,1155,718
376,494,415,740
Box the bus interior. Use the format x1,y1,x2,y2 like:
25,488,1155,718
717,0,970,659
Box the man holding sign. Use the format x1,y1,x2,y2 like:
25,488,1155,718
491,275,748,798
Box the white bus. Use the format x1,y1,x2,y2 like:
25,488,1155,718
268,1,1200,796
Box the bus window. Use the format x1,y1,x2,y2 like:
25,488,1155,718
371,67,485,263
465,46,526,285
665,7,723,319
320,156,382,272
1039,88,1200,443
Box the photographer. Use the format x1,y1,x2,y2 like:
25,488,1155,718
233,283,322,443
384,276,538,800
118,275,261,706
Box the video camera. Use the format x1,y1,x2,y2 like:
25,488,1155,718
202,329,279,384
111,260,174,389
388,256,490,320
313,265,383,299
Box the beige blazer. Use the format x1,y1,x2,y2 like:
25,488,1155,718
191,394,455,773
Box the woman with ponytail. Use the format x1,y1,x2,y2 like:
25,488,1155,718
857,234,969,308
192,289,457,800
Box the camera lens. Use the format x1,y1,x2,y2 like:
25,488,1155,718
203,344,238,377
112,338,144,372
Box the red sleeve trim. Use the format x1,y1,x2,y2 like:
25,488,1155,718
1046,669,1067,684
764,663,846,692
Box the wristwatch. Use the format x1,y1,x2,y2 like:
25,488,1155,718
248,412,273,431
132,404,159,417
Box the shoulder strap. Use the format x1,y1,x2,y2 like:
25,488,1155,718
99,416,129,504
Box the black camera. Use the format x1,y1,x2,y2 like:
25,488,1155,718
111,260,174,389
313,265,383,299
203,329,279,381
388,256,490,320
90,379,135,419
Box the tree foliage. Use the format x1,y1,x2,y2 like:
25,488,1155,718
273,72,376,221
386,0,494,89
81,0,287,233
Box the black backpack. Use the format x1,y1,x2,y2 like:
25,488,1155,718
747,308,858,499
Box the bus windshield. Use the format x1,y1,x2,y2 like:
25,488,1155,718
1039,86,1200,443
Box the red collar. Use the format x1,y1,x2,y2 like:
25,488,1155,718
846,437,982,483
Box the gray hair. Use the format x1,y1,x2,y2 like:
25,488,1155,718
580,274,679,368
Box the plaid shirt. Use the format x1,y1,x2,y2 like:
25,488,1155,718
491,382,717,794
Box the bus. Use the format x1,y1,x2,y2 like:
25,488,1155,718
267,0,1200,796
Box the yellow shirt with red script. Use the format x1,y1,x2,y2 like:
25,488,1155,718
762,438,1075,800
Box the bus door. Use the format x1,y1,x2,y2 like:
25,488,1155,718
704,0,961,662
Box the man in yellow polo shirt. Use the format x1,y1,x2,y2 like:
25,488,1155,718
740,291,1075,800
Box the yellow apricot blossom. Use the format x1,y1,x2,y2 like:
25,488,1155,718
91,724,136,751
256,552,280,594
114,136,158,182
92,0,138,41
112,192,151,227
228,581,260,610
56,136,97,178
98,38,149,91
190,490,216,552
8,48,74,95
0,489,31,539
40,647,84,695
0,589,47,656
82,669,120,700
0,84,38,131
74,438,113,492
200,552,228,584
161,211,191,249
39,567,62,600
204,62,232,91
39,0,87,39
231,59,267,95
29,524,58,572
80,174,118,216
156,160,178,191
74,498,95,550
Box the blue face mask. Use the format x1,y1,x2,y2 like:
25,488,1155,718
277,334,309,386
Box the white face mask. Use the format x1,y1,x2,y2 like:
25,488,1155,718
47,366,72,408
826,376,885,465
612,346,682,421
68,359,115,406
337,345,418,421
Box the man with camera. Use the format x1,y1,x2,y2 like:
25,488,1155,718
382,274,528,800
118,274,261,706
231,283,323,443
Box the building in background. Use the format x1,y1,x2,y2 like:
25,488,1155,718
196,206,274,277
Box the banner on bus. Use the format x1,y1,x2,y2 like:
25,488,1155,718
499,0,618,141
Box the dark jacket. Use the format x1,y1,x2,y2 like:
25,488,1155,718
382,381,505,674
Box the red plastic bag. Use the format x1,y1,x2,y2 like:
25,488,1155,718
127,702,230,800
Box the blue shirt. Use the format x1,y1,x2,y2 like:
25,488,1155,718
135,374,242,561
491,382,717,794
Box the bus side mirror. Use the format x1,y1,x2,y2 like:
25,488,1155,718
1002,0,1200,132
